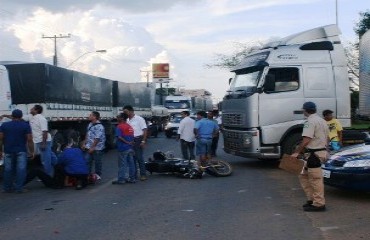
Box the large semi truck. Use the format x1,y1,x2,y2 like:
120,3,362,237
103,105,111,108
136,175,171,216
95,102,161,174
222,25,354,159
0,62,169,147
164,95,192,115
358,29,370,118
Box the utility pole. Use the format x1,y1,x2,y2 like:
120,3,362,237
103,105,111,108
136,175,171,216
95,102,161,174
140,70,151,87
42,34,71,66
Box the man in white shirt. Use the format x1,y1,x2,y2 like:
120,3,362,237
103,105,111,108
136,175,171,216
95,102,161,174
177,111,196,160
29,105,53,176
123,105,148,181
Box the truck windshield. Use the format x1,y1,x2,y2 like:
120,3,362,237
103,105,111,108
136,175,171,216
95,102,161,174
165,100,190,109
230,68,263,91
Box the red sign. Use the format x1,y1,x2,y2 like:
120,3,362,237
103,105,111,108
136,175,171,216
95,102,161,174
152,63,169,78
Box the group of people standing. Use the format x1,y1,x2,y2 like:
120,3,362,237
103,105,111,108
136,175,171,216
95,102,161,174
177,109,222,169
0,104,149,192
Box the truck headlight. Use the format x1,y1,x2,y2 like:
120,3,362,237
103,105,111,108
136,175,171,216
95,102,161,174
343,160,370,168
243,134,252,146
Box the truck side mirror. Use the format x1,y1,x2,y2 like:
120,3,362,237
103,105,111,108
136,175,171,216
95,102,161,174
264,74,275,93
228,78,232,85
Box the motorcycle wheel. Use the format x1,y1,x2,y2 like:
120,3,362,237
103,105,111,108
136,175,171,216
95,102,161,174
205,160,232,177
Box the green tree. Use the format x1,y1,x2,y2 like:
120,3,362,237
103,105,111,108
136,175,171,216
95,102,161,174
354,10,370,38
156,87,176,96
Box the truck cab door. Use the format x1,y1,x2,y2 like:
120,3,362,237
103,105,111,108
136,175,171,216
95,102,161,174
258,67,304,144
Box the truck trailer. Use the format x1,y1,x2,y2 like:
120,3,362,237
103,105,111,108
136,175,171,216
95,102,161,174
0,62,169,148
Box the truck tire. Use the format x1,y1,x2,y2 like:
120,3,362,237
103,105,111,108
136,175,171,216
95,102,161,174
282,133,302,155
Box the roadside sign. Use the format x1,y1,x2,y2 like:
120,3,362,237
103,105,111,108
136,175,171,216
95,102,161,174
152,63,169,78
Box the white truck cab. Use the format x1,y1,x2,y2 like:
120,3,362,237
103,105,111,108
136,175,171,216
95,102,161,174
164,95,192,115
222,25,351,159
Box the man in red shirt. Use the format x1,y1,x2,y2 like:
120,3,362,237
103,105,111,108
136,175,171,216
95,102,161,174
112,113,136,184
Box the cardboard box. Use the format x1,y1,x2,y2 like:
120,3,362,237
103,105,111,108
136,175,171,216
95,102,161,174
279,154,305,175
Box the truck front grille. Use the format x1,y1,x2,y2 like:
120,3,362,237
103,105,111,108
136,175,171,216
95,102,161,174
223,130,244,151
223,113,243,126
223,130,243,140
224,141,242,151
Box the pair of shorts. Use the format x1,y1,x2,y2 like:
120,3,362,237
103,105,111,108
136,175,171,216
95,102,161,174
196,138,212,156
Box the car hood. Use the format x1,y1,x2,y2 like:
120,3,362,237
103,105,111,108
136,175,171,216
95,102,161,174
166,122,180,128
327,144,370,166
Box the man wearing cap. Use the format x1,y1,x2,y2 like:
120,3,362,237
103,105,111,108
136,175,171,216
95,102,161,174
0,109,34,193
291,101,329,212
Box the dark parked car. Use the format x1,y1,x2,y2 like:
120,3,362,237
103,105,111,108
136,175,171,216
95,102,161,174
323,141,370,191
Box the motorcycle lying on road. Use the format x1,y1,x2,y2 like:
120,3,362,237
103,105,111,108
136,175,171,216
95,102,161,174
145,151,232,179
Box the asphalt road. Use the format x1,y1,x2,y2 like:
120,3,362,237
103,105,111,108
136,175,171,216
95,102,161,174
0,133,369,240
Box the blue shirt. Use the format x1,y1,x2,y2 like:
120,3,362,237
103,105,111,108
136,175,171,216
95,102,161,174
0,120,31,153
58,148,89,175
195,118,219,139
115,123,134,152
85,122,106,151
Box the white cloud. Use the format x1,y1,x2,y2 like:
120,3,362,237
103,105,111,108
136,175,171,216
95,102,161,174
0,0,367,100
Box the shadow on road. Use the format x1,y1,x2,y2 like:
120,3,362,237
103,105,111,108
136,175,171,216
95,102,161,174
226,156,280,171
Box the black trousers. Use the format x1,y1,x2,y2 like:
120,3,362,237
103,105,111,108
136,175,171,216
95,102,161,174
25,164,88,189
211,135,219,156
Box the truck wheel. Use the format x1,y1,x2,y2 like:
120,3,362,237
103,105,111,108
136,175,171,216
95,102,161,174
282,133,302,155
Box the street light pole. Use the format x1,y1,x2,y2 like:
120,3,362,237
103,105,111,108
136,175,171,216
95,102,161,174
66,49,107,68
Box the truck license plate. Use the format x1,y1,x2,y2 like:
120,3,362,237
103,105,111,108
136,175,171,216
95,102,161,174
322,169,331,178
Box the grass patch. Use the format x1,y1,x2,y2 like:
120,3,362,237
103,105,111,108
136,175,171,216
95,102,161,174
347,120,370,130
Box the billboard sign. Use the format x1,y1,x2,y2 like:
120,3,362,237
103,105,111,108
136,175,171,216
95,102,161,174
152,63,169,78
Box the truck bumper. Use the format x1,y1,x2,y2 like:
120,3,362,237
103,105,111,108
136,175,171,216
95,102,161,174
222,128,281,159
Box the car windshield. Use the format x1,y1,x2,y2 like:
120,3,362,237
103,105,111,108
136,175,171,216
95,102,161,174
170,116,182,123
165,100,190,109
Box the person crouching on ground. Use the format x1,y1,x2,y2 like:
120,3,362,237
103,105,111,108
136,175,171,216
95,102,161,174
112,113,136,185
24,139,89,190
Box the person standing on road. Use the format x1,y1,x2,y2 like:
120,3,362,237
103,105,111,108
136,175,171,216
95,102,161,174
211,109,222,157
123,105,148,181
323,109,343,151
82,111,106,179
177,111,196,160
29,105,54,176
112,113,136,184
0,109,34,193
194,111,219,168
291,102,329,212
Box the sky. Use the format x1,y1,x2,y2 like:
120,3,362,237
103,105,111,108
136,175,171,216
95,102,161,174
0,0,368,102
